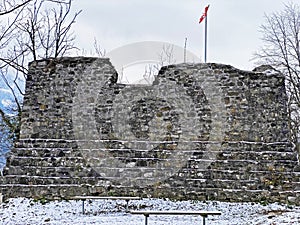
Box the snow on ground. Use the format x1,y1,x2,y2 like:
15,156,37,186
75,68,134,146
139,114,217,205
0,197,300,225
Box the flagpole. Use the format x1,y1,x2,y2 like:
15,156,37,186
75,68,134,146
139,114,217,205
199,5,209,63
184,37,187,63
204,12,208,63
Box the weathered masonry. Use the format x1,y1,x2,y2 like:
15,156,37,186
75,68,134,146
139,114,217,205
1,57,299,204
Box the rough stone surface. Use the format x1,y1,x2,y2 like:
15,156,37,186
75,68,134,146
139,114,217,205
0,57,299,204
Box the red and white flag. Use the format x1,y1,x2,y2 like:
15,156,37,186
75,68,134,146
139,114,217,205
199,5,209,23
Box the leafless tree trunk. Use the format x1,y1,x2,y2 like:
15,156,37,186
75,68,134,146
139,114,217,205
255,3,300,147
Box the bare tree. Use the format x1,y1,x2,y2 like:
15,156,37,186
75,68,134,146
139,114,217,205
0,0,81,145
142,44,176,85
255,3,300,148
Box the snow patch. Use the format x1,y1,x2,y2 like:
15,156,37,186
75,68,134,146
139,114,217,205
263,69,279,76
0,198,299,224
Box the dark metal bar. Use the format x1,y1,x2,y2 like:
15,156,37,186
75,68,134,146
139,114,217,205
202,215,207,225
82,199,85,214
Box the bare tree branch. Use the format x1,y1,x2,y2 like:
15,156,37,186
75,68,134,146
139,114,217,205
93,37,106,57
0,0,32,16
254,3,300,145
0,0,81,145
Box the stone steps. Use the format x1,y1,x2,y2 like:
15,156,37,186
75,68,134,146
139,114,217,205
7,154,298,168
1,175,101,185
0,174,282,187
3,165,94,177
179,169,300,181
4,139,299,200
8,156,85,167
0,184,93,199
10,148,79,157
1,182,299,204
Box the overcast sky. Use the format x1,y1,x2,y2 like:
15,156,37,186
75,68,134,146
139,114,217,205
71,0,299,74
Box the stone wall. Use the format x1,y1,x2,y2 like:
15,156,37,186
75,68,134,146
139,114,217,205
0,57,299,204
